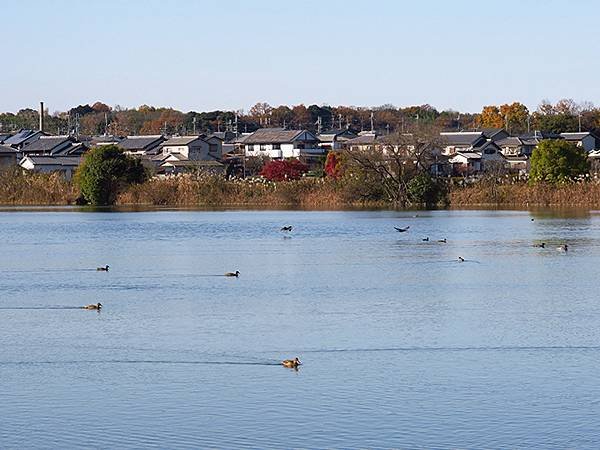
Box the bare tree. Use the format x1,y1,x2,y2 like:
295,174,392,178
344,125,445,206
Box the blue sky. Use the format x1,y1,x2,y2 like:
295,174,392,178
1,0,598,113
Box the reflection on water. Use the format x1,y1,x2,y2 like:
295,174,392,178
1,208,600,448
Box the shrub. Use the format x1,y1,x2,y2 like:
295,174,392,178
76,145,147,205
260,159,308,181
530,139,589,184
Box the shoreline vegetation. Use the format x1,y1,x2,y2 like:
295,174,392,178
4,169,600,208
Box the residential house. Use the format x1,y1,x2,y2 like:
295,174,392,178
0,133,13,143
19,156,81,180
3,129,45,149
560,132,600,152
243,128,322,159
449,141,505,175
20,136,84,156
0,144,18,168
118,135,166,155
160,135,222,161
439,132,487,155
318,128,357,151
496,136,539,156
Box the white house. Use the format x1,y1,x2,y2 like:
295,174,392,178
19,155,81,180
160,135,222,161
243,128,322,159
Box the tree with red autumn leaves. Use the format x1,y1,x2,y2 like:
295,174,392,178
324,152,345,179
260,159,308,181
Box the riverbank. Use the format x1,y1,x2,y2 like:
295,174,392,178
3,170,600,208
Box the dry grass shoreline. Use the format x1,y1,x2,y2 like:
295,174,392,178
3,170,600,208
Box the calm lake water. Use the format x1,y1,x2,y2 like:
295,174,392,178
1,208,600,449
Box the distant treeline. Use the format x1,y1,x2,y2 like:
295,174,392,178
1,98,598,137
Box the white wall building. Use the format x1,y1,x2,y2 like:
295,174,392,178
243,128,322,159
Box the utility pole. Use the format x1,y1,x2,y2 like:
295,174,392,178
527,114,531,133
104,112,108,136
192,117,197,135
578,113,582,132
370,112,374,133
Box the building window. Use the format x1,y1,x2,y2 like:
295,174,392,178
273,143,281,150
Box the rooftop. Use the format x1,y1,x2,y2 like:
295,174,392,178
243,128,314,144
22,156,81,166
162,136,204,146
118,135,165,150
21,136,72,153
440,131,485,146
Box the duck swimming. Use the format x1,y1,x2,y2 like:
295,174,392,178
280,226,293,232
438,238,447,243
557,244,568,252
458,256,465,262
83,303,102,310
224,271,240,277
422,237,429,242
97,265,109,272
533,243,546,248
282,357,301,368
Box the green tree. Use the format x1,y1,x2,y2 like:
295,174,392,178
407,173,446,207
529,140,589,184
76,145,147,205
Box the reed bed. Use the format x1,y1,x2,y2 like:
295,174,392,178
0,169,79,205
449,180,600,206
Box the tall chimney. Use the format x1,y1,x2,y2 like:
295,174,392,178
39,101,44,132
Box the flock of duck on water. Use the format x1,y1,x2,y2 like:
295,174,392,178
81,218,567,370
394,218,569,262
82,227,302,369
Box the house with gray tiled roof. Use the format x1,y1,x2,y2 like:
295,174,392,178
242,128,322,159
20,136,79,156
118,135,166,155
560,131,600,152
18,155,81,180
439,132,487,155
